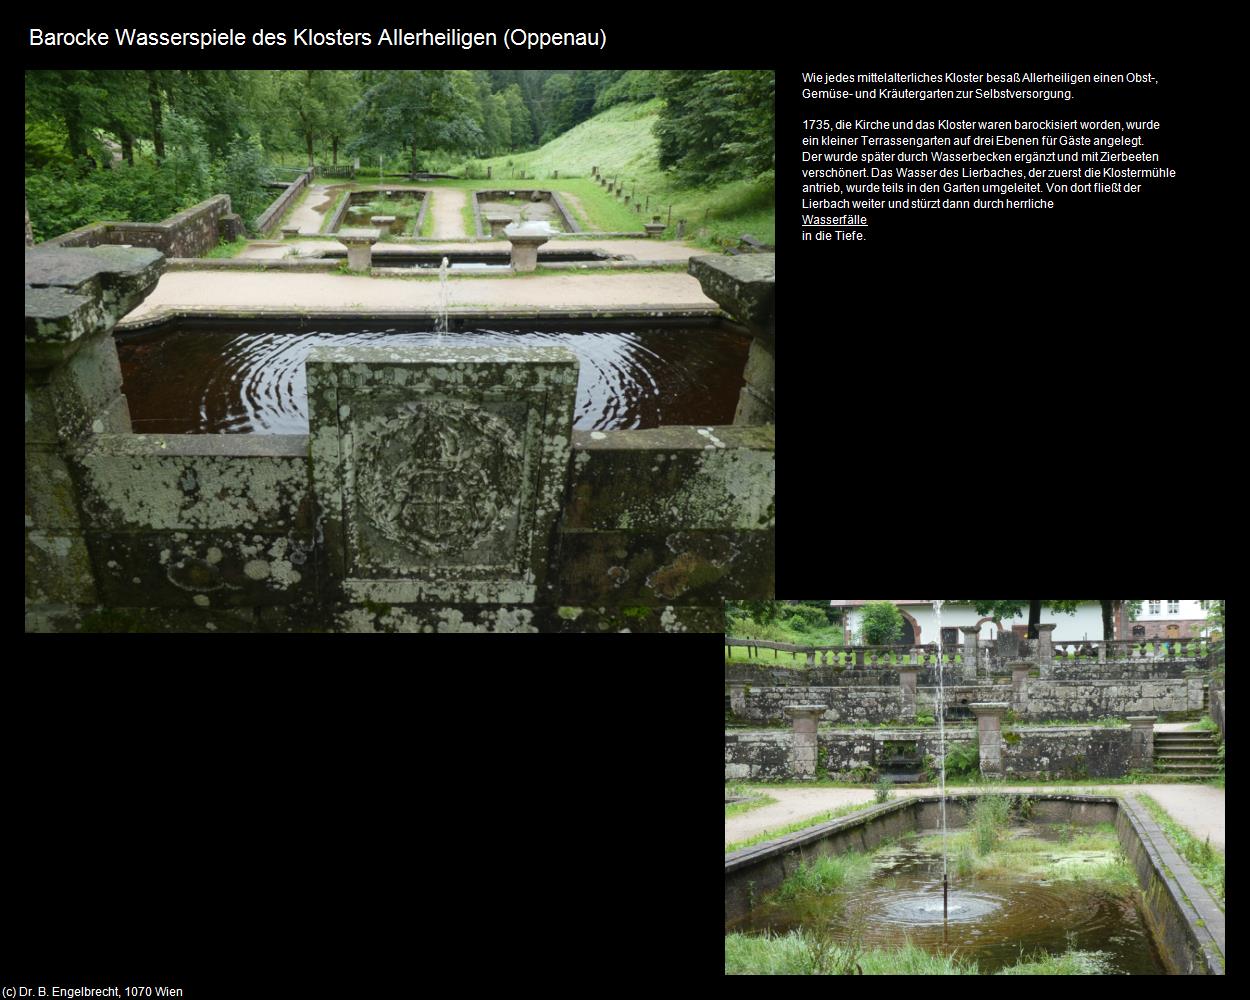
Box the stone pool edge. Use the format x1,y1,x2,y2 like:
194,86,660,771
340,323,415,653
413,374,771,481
724,793,1223,975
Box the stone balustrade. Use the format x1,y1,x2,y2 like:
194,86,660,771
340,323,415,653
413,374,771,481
728,634,1216,671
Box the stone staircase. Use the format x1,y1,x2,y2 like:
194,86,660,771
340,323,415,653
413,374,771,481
1153,729,1221,777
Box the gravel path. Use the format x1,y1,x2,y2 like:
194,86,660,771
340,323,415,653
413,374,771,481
285,183,344,234
428,188,468,239
726,783,1225,850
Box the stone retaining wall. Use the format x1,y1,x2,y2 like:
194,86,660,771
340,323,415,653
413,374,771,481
1210,688,1225,741
724,726,1130,781
41,196,237,259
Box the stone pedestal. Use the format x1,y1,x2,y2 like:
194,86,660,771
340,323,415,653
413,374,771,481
784,704,826,780
281,226,300,239
898,669,918,720
505,226,552,272
486,215,513,238
1127,716,1157,771
970,703,1009,777
643,223,666,238
729,683,747,716
959,625,980,680
1010,661,1032,714
370,215,396,228
25,245,165,628
688,254,775,426
339,228,382,271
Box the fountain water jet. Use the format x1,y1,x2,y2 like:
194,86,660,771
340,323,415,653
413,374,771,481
435,256,449,340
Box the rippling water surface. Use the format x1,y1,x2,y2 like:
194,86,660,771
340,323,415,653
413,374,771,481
116,324,749,434
727,825,1167,975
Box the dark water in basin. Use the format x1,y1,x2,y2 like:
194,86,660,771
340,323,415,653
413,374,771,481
116,322,749,434
727,825,1168,975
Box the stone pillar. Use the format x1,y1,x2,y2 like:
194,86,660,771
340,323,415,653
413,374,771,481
784,705,826,780
688,255,775,426
591,166,597,176
506,230,551,272
899,668,917,720
676,219,686,238
25,245,165,630
1127,716,1156,771
959,626,980,680
643,222,666,238
486,215,512,238
339,228,381,271
1035,623,1056,677
728,683,746,716
1009,661,1031,715
970,703,1009,777
486,166,492,179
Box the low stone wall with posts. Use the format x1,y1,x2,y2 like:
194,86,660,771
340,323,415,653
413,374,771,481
254,167,315,236
40,196,242,259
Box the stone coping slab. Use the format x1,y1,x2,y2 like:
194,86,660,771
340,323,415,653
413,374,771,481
26,245,165,366
116,303,721,332
688,253,774,331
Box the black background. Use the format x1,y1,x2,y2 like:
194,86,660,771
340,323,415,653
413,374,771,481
19,13,1222,988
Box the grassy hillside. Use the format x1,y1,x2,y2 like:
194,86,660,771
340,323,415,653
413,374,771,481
471,100,774,249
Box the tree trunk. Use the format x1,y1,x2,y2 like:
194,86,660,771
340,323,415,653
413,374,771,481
1101,600,1116,640
1027,600,1041,639
411,142,419,177
332,137,339,165
121,131,134,166
148,73,164,161
306,133,315,168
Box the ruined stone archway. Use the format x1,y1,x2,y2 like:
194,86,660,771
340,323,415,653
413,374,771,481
899,607,920,644
973,615,1004,639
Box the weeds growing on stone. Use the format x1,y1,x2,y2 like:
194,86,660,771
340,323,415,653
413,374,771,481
874,776,894,803
775,853,874,901
971,795,1014,855
725,932,1115,975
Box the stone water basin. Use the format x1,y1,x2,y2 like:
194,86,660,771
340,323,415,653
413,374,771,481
115,318,750,434
727,824,1168,974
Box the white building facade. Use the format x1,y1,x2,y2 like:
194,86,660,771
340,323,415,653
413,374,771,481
832,601,1107,646
1130,600,1217,639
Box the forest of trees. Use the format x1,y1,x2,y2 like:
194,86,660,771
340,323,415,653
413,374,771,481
25,69,773,242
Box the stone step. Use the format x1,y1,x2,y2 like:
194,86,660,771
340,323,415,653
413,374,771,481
1153,758,1220,767
1155,753,1220,763
1153,765,1220,775
1154,734,1216,744
1154,738,1217,748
